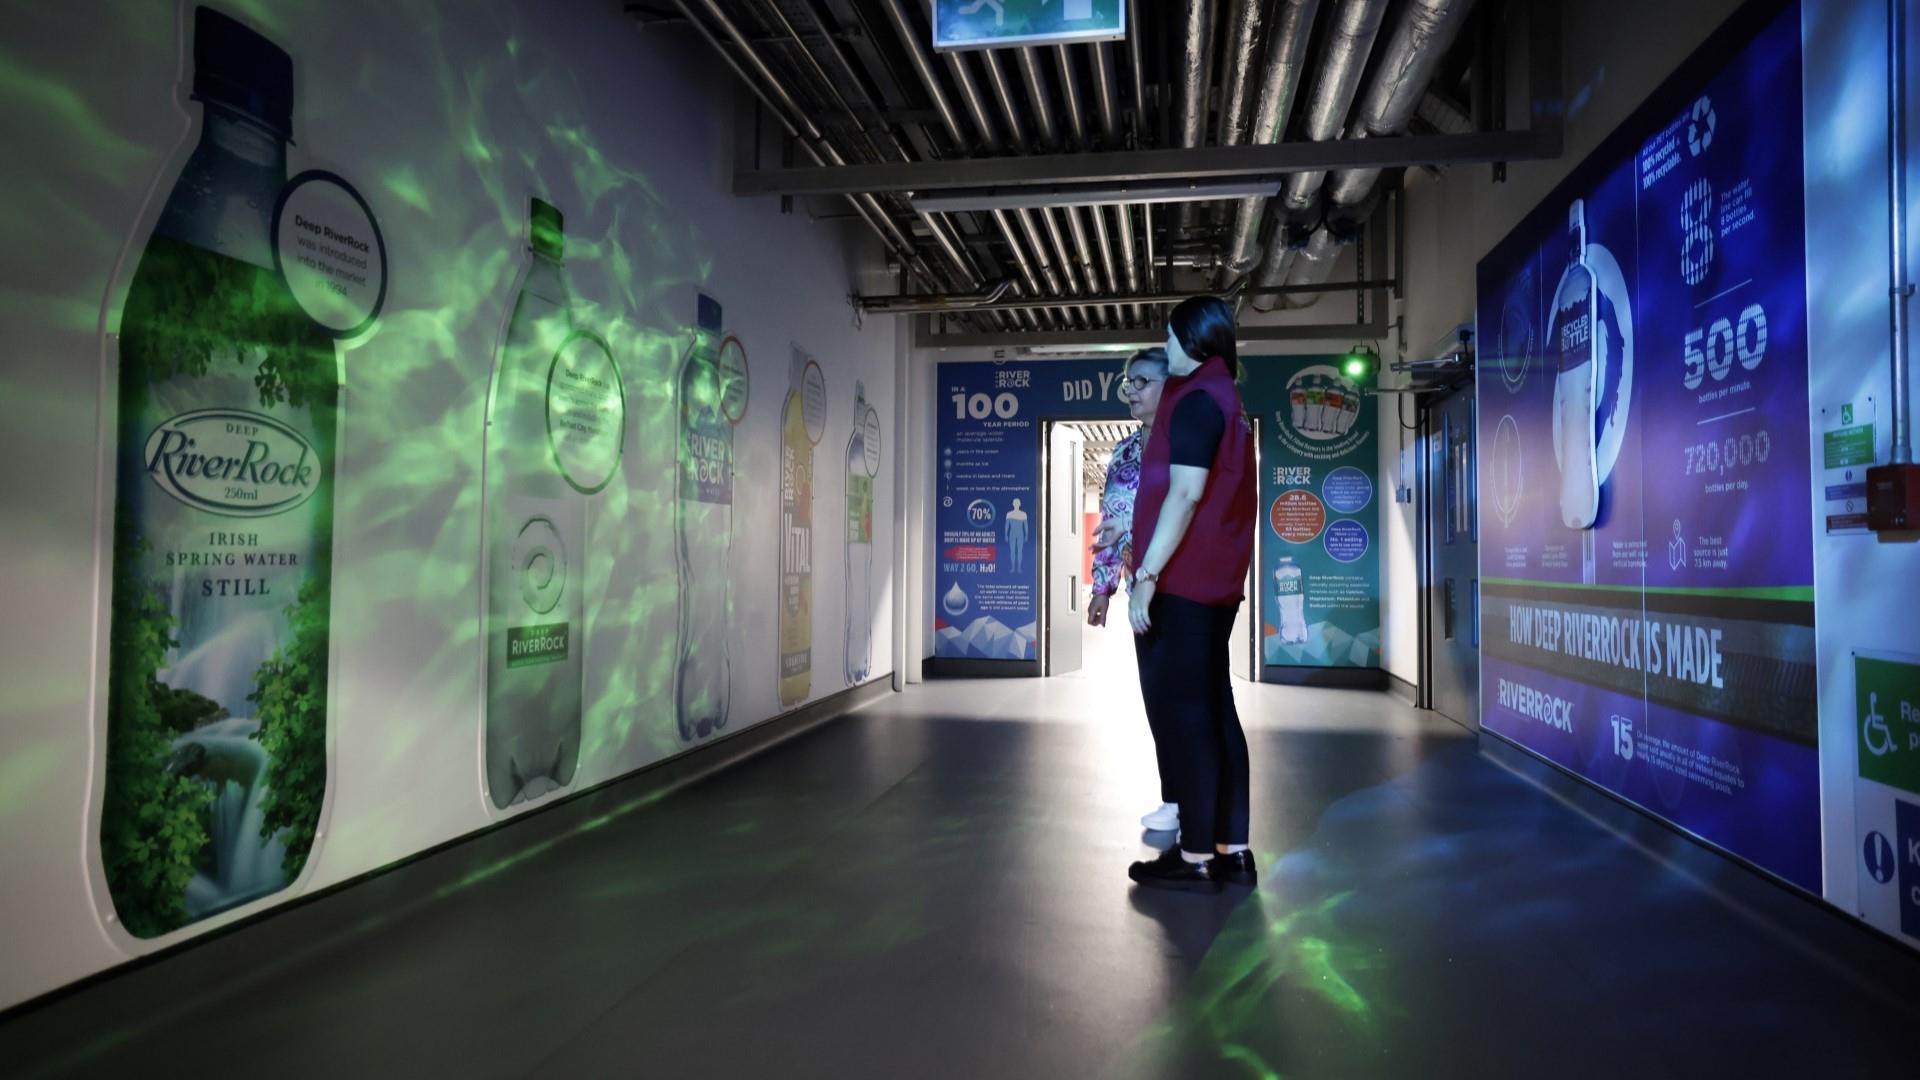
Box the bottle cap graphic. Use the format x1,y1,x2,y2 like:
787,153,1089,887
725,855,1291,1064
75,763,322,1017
530,198,565,261
192,7,294,139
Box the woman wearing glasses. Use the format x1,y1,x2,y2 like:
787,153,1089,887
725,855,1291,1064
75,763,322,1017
1088,349,1180,834
1125,296,1259,893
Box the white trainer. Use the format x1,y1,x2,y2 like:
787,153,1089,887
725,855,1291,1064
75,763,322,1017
1140,802,1179,832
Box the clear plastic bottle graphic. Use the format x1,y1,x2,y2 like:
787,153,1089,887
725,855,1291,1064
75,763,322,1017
1552,198,1601,530
484,197,614,808
1290,385,1308,430
1274,557,1308,644
100,7,338,936
1306,384,1327,432
675,296,747,741
843,381,880,685
1323,385,1346,435
780,350,825,707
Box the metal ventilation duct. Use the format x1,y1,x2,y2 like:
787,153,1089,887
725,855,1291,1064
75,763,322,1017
1326,0,1474,208
1222,0,1323,276
1279,0,1390,215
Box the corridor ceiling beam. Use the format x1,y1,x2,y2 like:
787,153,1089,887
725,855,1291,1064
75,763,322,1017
734,130,1558,197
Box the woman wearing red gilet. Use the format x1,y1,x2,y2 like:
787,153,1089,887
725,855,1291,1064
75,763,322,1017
1125,295,1258,894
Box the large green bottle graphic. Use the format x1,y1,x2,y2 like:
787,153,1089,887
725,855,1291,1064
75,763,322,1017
843,382,878,685
483,198,624,808
101,7,337,937
675,295,747,742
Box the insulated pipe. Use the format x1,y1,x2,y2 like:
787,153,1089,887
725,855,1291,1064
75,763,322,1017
677,0,934,286
1893,0,1914,463
1248,218,1302,313
1325,0,1473,208
1215,0,1269,148
1279,224,1348,307
1280,0,1390,214
1222,0,1322,277
1173,1,1217,236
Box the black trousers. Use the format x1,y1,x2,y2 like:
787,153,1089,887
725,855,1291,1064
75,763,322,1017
1133,592,1250,856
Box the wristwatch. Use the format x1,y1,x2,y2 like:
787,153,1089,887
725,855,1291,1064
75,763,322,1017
1135,567,1160,586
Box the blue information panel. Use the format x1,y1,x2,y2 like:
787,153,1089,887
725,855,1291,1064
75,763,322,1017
1475,1,1818,890
1243,359,1382,669
932,0,1125,52
934,359,1128,660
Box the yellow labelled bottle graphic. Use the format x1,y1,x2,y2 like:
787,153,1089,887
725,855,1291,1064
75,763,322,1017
780,348,827,707
675,295,748,742
483,197,625,808
843,382,880,685
100,7,338,937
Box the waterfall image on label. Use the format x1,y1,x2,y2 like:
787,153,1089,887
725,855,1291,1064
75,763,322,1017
100,7,337,937
843,382,880,685
1275,557,1308,644
779,349,824,707
675,295,746,742
1553,199,1601,530
483,198,592,808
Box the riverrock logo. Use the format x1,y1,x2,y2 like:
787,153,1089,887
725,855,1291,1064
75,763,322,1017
142,408,320,517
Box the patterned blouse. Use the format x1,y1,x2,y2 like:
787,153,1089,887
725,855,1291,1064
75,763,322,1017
1090,429,1145,597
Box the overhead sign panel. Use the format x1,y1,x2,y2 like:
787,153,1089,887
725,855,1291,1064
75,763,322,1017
932,0,1125,52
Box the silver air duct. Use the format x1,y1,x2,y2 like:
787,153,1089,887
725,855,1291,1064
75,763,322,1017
1222,0,1323,276
1279,0,1390,215
1325,0,1474,208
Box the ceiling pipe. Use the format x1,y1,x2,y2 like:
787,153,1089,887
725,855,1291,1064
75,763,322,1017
1054,47,1125,326
1325,0,1473,208
981,35,1090,326
1089,47,1144,322
1279,0,1391,215
942,51,1003,154
1216,0,1269,148
1278,223,1350,308
1247,217,1304,312
675,0,936,288
878,0,1066,326
1173,1,1217,237
1017,48,1063,150
1053,45,1088,149
1222,0,1323,279
979,50,1032,152
853,276,1389,314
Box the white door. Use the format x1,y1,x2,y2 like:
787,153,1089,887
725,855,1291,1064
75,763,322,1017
1045,423,1085,675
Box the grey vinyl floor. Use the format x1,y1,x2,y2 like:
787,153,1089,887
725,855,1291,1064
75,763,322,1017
4,626,1916,1078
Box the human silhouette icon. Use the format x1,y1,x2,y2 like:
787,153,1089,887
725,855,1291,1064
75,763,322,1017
1004,498,1030,573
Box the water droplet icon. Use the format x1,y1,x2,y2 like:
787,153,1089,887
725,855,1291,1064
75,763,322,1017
942,582,970,618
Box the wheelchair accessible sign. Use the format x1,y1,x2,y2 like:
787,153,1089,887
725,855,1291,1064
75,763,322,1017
1858,654,1920,796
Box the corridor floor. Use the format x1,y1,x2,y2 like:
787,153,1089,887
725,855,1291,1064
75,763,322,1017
5,625,1917,1078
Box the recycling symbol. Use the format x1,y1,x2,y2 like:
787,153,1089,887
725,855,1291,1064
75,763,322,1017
1687,96,1716,156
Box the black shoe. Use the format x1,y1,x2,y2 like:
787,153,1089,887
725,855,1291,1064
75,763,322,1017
1128,848,1222,894
1214,850,1257,887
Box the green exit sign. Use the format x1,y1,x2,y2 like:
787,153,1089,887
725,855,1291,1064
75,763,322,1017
932,0,1126,52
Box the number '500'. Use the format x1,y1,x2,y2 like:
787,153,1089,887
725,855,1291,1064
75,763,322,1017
1682,303,1767,390
952,392,1020,420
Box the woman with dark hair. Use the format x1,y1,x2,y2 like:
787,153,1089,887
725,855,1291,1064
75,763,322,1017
1125,295,1259,893
1088,348,1181,833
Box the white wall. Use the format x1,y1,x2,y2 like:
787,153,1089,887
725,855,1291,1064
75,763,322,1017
0,0,900,1007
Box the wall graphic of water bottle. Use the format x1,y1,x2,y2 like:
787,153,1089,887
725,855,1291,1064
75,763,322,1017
780,348,827,707
1274,556,1309,645
483,197,626,808
676,295,748,742
1552,198,1601,530
99,7,340,937
843,381,881,685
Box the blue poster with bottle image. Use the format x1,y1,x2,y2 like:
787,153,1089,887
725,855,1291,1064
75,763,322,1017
1476,0,1818,891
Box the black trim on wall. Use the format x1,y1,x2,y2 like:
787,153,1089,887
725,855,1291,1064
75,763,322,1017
924,657,1042,679
1259,666,1387,689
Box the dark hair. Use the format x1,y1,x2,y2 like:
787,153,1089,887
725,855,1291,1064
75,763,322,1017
1167,295,1238,376
1126,347,1168,378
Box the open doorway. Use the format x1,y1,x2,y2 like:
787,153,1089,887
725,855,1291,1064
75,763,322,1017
1041,418,1142,680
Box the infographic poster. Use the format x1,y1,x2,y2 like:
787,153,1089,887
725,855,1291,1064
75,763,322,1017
1243,358,1381,669
98,7,391,936
1476,1,1819,890
933,359,1132,660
